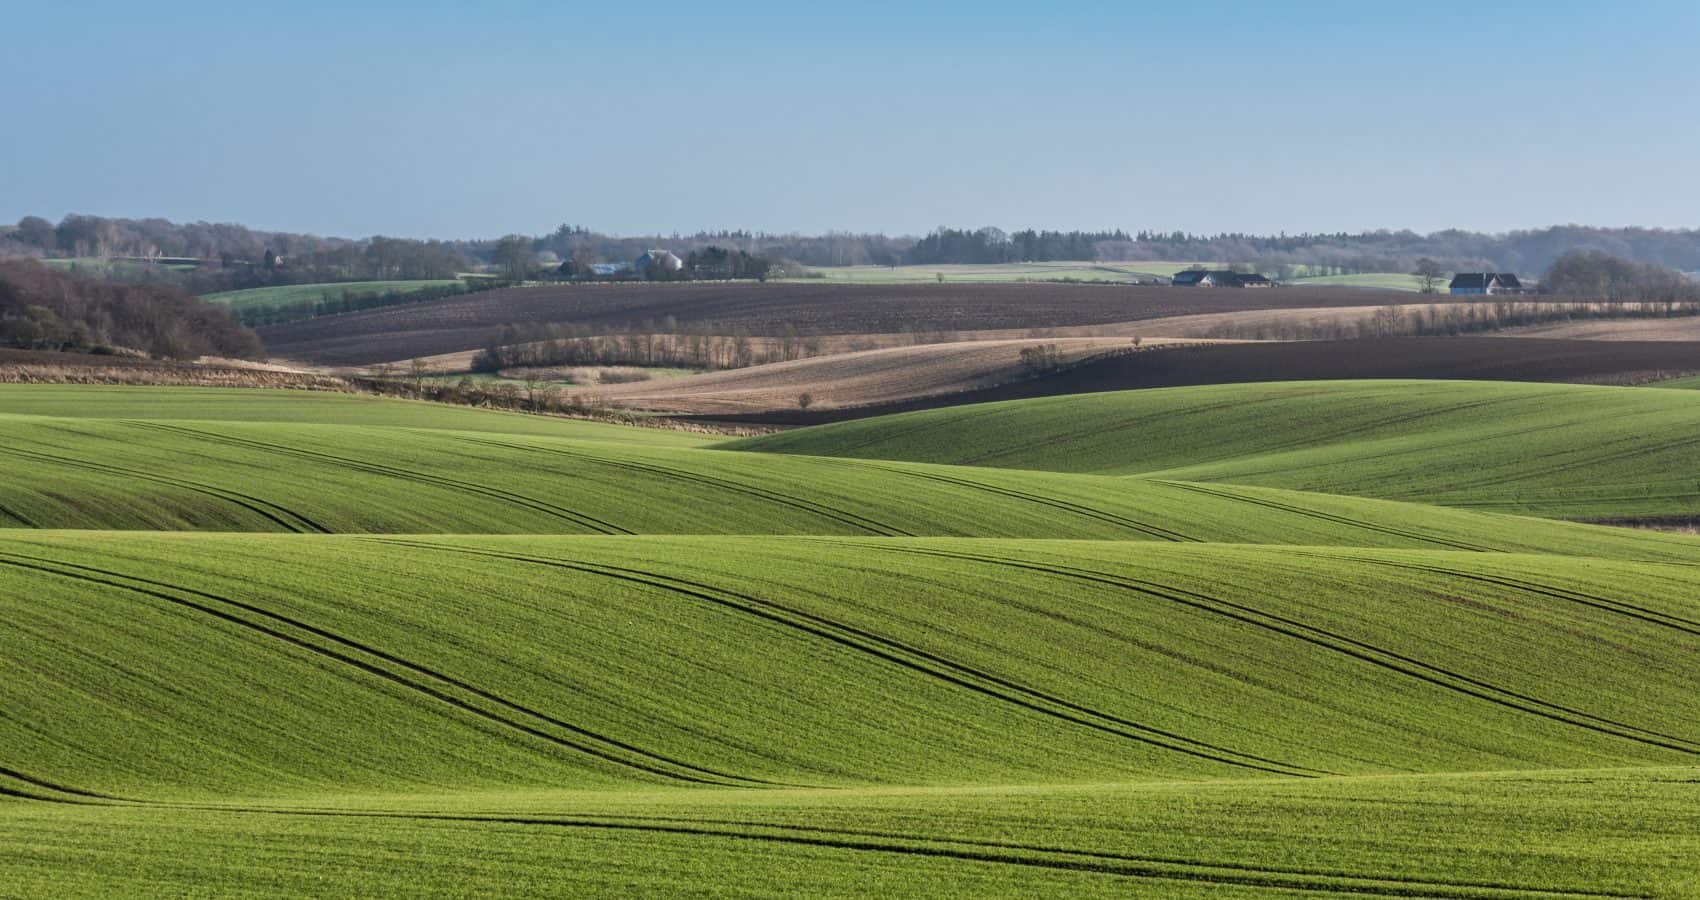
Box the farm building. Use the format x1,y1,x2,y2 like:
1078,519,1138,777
1449,273,1524,295
1172,270,1275,288
635,249,685,276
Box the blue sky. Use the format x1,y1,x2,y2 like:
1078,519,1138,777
4,1,1697,239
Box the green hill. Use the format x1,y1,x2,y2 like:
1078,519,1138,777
201,280,462,310
3,533,1699,895
6,381,1700,897
730,379,1700,520
7,387,1700,559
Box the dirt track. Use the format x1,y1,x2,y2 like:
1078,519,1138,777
257,282,1414,365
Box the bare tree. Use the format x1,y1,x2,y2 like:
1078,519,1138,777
1413,258,1446,294
492,235,534,281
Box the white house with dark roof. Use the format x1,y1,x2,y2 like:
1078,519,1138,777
1449,273,1523,295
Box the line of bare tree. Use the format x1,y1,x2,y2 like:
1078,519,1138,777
473,320,826,373
0,260,262,360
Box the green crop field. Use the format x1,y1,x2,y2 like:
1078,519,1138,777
1285,272,1432,291
200,279,464,310
1650,373,1700,390
5,382,1699,896
734,379,1700,520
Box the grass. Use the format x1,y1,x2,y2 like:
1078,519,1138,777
2,532,1699,894
731,379,1700,520
1649,373,1700,390
200,280,464,310
9,386,1700,554
795,261,1214,283
0,384,707,441
1285,272,1433,292
6,380,1700,896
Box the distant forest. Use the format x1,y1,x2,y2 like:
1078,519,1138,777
6,213,1700,279
0,260,261,360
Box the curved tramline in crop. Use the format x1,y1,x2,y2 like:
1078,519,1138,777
366,537,1327,778
0,549,780,788
837,543,1700,758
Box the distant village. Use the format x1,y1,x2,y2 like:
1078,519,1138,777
1172,268,1527,295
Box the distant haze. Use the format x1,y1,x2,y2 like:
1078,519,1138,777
3,1,1697,238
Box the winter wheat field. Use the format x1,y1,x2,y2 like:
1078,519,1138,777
4,380,1700,898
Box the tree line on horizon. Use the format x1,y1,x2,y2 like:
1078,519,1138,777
8,213,1700,283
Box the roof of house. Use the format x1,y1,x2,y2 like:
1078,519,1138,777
1173,270,1268,286
1449,272,1521,289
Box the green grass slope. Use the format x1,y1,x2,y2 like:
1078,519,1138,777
7,768,1698,898
0,384,712,442
5,533,1699,794
3,533,1699,895
8,405,1700,557
729,379,1700,520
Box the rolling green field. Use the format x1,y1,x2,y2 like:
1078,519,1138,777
795,261,1212,283
734,379,1700,520
200,279,464,310
4,382,1699,896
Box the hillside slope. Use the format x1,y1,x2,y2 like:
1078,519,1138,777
730,379,1700,519
6,532,1698,797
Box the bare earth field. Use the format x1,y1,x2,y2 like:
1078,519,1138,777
257,282,1412,365
679,337,1700,425
1496,317,1700,341
578,337,1179,413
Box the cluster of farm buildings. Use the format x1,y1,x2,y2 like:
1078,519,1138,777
1172,269,1526,295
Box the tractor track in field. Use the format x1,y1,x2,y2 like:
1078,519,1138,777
1285,551,1700,639
822,458,1195,541
0,502,40,528
839,544,1700,758
0,445,329,533
1155,481,1495,550
452,435,911,536
128,422,629,535
368,538,1325,778
0,790,1647,897
0,766,130,805
0,551,780,789
1398,431,1700,500
126,804,1661,899
954,391,1330,471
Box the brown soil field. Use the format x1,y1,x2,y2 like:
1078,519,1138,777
1495,318,1700,341
257,282,1415,365
578,337,1182,413
678,337,1700,426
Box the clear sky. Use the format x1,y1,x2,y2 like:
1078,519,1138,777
4,1,1697,239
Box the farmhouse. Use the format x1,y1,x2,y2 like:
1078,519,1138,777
635,249,685,276
1172,270,1274,288
1449,273,1523,295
